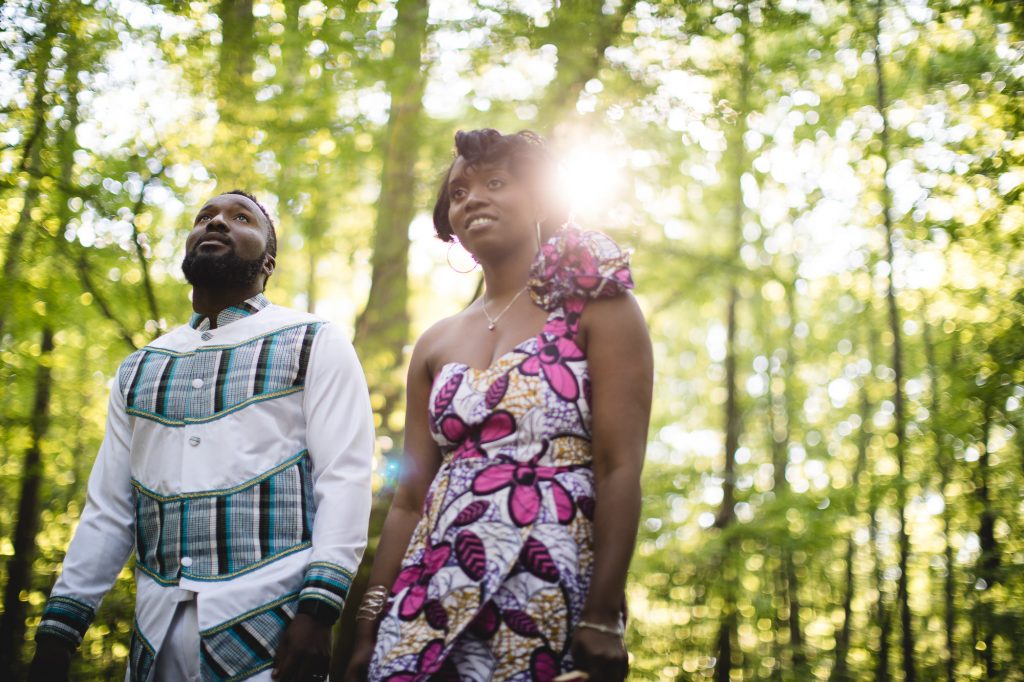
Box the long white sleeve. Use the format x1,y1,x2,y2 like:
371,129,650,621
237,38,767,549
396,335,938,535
37,382,136,647
296,323,375,623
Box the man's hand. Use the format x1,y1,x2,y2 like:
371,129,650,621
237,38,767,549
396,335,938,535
271,613,332,681
569,626,628,682
28,637,73,682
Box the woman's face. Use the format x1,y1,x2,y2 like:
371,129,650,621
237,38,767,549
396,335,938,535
446,156,540,258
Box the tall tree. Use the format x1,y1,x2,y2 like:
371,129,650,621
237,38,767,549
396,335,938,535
711,6,752,680
0,2,59,342
871,1,916,678
0,326,55,674
352,0,430,438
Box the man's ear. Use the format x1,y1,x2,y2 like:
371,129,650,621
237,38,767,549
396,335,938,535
261,253,276,288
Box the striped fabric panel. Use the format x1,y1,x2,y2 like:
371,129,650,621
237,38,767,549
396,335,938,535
200,593,298,682
118,321,324,426
36,595,95,647
128,620,156,682
134,453,314,584
299,562,355,617
191,293,270,331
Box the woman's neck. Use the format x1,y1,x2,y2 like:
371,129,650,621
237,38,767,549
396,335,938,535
480,246,534,300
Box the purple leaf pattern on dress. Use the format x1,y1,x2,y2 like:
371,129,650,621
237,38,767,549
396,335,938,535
424,599,448,631
452,500,489,527
433,372,462,416
519,536,560,583
467,600,501,639
504,609,542,638
485,373,509,409
578,496,596,521
529,647,561,682
454,530,487,581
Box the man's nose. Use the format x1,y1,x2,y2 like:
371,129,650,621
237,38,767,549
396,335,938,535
205,213,229,230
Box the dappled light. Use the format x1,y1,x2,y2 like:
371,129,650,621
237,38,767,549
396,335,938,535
2,0,1024,680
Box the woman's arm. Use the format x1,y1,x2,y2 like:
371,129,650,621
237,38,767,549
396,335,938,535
574,293,653,680
345,332,445,679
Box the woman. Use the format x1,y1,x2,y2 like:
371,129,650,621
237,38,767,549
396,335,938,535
345,129,652,682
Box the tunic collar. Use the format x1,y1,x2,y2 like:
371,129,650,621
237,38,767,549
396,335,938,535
189,293,270,331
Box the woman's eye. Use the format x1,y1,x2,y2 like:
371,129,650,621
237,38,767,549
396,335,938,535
452,188,466,200
487,178,505,189
197,215,211,222
236,214,249,222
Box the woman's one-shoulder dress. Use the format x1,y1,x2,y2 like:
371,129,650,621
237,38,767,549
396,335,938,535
369,228,634,681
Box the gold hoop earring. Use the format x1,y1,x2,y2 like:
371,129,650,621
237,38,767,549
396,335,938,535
447,240,479,274
535,220,543,249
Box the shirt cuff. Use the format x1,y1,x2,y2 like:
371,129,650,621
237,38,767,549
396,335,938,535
36,596,95,648
297,562,354,626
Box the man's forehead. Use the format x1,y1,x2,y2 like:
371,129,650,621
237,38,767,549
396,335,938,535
199,194,261,212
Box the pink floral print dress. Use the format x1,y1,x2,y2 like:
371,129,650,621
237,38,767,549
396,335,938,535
369,227,634,681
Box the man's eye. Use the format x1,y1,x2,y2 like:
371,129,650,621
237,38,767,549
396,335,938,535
197,215,211,222
236,214,249,222
487,178,505,189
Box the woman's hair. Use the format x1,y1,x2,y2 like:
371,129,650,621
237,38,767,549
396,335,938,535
431,128,567,242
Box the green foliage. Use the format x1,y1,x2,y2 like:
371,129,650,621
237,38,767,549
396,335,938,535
1,0,1022,679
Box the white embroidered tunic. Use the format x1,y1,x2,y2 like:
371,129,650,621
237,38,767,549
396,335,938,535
37,295,375,681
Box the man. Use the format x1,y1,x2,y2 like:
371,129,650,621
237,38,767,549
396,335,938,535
29,190,375,681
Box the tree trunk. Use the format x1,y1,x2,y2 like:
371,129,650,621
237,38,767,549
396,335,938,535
352,0,430,439
713,9,751,678
871,495,892,682
872,2,915,679
535,0,638,133
0,327,56,674
833,323,876,681
975,401,998,677
779,282,807,676
338,0,430,670
923,315,957,682
831,315,872,675
216,0,256,108
0,7,56,342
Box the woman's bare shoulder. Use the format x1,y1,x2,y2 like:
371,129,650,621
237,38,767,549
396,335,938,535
412,305,479,372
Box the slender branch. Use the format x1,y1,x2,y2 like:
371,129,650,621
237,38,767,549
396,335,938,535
127,165,165,326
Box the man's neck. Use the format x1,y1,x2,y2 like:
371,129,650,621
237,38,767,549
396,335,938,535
191,286,264,329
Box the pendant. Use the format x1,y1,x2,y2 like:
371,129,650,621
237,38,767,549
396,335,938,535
488,323,496,331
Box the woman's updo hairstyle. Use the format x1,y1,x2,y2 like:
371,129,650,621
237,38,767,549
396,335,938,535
432,128,569,243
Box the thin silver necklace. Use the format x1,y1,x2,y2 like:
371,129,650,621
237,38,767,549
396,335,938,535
482,287,527,331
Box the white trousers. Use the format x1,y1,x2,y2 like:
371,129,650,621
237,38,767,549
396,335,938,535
153,590,201,682
131,589,277,682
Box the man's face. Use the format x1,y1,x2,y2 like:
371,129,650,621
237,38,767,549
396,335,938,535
181,194,275,289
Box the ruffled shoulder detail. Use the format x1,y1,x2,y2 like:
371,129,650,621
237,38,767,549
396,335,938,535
528,226,634,311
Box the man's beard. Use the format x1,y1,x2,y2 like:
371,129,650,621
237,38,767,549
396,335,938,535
181,249,265,289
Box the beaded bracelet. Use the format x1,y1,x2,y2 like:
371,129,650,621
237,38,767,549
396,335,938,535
576,618,625,638
355,585,390,621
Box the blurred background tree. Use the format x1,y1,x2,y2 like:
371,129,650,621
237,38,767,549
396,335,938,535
1,0,1022,679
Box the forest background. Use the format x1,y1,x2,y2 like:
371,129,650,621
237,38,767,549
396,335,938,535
1,0,1022,679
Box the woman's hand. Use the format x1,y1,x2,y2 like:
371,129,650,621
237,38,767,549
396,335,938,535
569,625,628,682
342,623,378,682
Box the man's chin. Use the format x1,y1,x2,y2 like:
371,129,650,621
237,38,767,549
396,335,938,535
181,252,263,289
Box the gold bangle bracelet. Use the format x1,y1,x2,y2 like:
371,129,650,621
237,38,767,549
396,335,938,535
355,585,390,621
